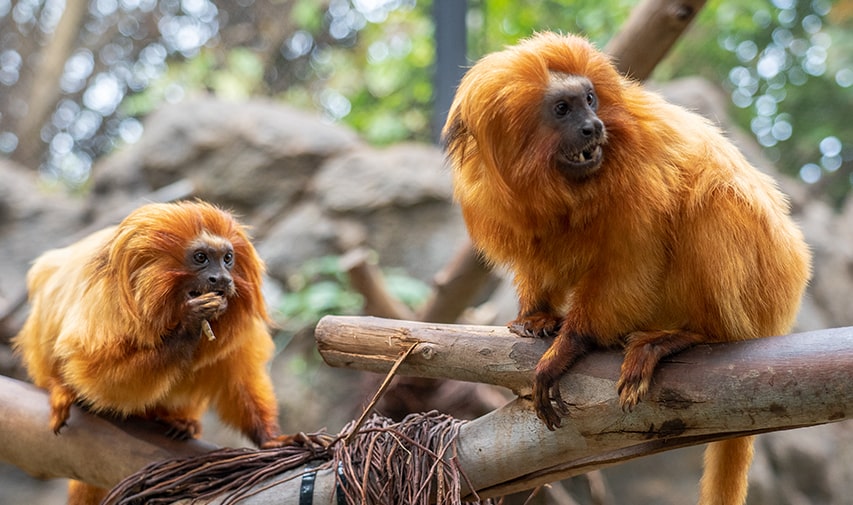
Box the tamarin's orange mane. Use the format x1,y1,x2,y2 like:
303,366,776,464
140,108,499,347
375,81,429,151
92,201,267,342
444,32,684,232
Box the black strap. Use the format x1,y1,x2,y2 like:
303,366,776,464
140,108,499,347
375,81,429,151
299,463,318,505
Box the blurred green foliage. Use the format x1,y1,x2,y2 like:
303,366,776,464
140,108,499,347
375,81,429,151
274,254,429,340
5,0,848,201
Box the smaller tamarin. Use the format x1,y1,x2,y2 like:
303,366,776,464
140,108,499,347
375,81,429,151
443,32,811,505
13,201,302,505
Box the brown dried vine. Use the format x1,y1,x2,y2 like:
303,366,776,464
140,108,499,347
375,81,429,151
102,411,492,505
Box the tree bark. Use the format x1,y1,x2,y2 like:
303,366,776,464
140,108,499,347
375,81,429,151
605,0,708,81
0,376,215,490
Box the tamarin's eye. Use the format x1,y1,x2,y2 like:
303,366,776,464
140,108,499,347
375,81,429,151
193,251,208,265
586,91,597,109
223,251,234,267
553,100,570,117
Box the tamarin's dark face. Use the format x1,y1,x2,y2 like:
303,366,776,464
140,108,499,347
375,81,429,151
185,232,236,300
542,73,606,179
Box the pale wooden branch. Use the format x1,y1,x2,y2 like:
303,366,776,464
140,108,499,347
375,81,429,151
3,321,850,503
0,375,216,490
316,316,852,499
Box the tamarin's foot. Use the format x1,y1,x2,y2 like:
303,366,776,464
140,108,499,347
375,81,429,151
152,415,202,440
509,311,562,338
260,432,336,452
48,380,76,434
617,329,706,410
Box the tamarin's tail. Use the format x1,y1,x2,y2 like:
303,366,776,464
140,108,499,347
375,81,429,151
68,480,108,505
698,436,755,505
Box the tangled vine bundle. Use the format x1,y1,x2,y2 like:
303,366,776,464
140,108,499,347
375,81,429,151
103,411,493,505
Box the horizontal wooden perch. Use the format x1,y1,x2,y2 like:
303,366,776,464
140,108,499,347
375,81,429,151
0,376,216,490
316,316,853,497
1,320,850,503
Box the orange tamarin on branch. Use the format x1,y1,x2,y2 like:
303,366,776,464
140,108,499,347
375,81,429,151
13,201,304,504
443,32,811,505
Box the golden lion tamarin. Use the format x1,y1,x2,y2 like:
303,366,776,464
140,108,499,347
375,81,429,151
13,201,303,504
443,32,811,505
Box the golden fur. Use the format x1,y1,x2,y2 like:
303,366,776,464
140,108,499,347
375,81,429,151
443,32,811,505
14,201,294,504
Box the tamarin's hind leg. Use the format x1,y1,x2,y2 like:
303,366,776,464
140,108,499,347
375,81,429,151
617,329,706,410
68,480,107,505
47,378,77,434
533,329,597,430
698,437,755,505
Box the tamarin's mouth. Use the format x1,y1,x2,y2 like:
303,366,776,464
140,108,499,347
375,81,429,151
188,289,227,298
557,143,604,178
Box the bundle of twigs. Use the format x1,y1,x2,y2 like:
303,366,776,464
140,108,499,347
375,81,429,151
101,434,334,505
335,411,492,505
102,411,492,505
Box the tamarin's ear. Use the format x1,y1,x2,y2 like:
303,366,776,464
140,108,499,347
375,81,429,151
442,110,467,150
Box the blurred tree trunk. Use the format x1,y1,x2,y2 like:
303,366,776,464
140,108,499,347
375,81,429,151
13,0,88,168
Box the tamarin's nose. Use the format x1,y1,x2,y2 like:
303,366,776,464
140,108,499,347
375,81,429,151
581,118,604,138
208,274,232,288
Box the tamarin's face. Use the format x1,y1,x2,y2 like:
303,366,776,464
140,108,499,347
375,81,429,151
542,73,606,180
185,231,236,300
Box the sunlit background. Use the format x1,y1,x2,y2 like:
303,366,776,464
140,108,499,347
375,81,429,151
0,0,850,204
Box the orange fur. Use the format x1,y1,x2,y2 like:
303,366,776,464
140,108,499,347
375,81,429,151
13,201,298,504
443,32,810,505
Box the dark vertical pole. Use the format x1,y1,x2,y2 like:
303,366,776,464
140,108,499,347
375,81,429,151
432,0,468,144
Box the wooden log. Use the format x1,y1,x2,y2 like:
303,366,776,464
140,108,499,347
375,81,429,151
3,320,850,503
317,316,853,499
0,376,216,490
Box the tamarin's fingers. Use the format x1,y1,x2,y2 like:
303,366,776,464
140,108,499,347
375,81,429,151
187,292,228,320
617,329,707,410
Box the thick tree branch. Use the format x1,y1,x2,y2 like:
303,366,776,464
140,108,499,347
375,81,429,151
605,0,707,80
316,316,852,499
2,321,850,503
0,376,215,490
